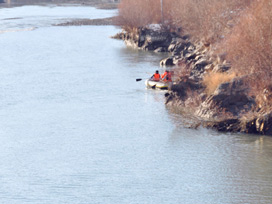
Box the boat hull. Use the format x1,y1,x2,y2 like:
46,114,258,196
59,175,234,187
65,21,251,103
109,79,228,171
145,79,171,90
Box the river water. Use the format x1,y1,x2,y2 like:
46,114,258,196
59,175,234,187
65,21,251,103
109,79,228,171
0,4,272,204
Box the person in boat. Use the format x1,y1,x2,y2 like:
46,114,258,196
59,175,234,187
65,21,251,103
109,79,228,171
150,70,161,81
161,70,172,82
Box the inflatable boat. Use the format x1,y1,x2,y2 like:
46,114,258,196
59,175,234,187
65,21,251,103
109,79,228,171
145,79,172,90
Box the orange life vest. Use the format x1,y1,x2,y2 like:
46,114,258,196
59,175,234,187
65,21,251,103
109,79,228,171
162,72,172,82
153,73,161,81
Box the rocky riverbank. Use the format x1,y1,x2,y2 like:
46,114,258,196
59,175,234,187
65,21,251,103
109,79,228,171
113,26,272,135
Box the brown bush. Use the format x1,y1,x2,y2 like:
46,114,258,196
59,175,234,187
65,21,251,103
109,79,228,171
202,72,236,95
221,0,272,76
167,0,253,43
116,0,253,43
116,0,161,28
217,0,272,107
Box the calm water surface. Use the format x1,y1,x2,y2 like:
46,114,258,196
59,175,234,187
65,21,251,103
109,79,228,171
0,5,272,204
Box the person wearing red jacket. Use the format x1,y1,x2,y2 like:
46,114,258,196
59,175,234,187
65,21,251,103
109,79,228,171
161,70,172,82
151,70,161,81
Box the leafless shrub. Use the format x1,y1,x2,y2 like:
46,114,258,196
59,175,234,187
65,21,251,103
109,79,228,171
116,0,253,43
217,0,272,109
221,0,272,75
175,0,252,43
115,0,161,28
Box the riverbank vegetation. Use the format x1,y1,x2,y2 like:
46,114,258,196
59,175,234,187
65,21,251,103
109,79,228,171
116,0,272,134
220,0,272,108
117,0,253,42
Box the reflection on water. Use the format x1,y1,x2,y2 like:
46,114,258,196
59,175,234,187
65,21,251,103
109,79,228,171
119,46,170,66
0,4,272,204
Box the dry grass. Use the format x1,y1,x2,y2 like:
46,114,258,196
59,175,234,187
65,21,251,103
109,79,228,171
202,72,236,95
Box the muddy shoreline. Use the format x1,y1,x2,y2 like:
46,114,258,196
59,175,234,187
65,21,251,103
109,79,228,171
55,16,117,26
0,0,118,26
0,0,118,8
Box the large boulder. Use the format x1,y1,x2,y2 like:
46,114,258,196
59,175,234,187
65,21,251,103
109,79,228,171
119,26,186,53
139,29,173,51
121,26,176,51
190,58,210,78
165,78,203,104
196,77,255,119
